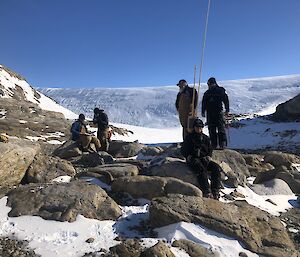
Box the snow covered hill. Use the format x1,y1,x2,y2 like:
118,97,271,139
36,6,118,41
38,75,300,128
0,65,77,120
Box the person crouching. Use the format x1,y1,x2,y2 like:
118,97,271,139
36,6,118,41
181,118,222,199
71,113,101,152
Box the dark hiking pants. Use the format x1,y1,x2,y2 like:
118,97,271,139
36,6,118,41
208,124,227,149
207,112,227,149
207,161,222,194
188,159,222,195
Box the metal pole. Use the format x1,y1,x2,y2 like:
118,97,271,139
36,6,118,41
197,0,212,104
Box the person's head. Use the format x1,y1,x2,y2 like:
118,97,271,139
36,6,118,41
207,77,217,88
177,79,188,90
94,107,100,114
78,113,85,122
193,118,204,133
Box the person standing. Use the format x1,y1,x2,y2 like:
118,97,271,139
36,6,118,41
175,79,198,140
202,77,229,149
71,113,101,152
181,118,222,199
93,108,110,151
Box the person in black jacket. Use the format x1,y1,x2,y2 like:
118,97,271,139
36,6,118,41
181,118,222,199
202,77,229,149
93,108,109,151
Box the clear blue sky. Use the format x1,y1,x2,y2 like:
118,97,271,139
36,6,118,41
1,0,299,88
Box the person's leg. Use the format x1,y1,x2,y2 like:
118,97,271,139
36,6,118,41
208,126,218,149
183,126,189,140
90,136,101,151
189,158,211,197
79,135,92,150
98,129,109,151
217,123,227,149
207,161,222,200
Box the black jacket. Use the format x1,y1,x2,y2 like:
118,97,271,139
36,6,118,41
202,85,229,116
93,111,109,130
181,131,212,159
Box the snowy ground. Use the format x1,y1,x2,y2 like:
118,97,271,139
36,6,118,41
0,180,298,257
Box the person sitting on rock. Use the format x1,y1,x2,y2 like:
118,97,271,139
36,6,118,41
181,118,222,199
71,113,101,152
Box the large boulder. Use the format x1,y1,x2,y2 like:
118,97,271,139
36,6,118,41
149,194,296,257
0,138,39,189
212,149,249,186
108,140,145,158
242,154,274,176
172,239,219,257
87,163,139,178
263,151,300,169
53,140,82,159
140,241,176,257
148,157,200,187
254,167,300,194
7,180,122,222
272,93,300,121
26,154,76,183
251,178,294,195
111,175,202,199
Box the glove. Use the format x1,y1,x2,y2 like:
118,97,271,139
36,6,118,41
186,155,193,163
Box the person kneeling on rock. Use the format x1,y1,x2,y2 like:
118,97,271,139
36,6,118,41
71,113,101,152
181,118,222,199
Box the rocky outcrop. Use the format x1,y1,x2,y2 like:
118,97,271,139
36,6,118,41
108,140,145,158
26,154,76,183
111,176,202,199
0,138,39,189
7,180,122,222
149,194,296,257
272,93,300,121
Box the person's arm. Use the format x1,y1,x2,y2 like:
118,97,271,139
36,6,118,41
175,93,180,111
193,89,198,110
71,122,81,136
201,93,207,117
99,113,109,127
207,136,213,157
92,114,98,125
223,90,229,113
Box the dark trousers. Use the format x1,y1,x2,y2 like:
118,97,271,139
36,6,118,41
207,112,227,149
208,124,227,149
188,159,222,194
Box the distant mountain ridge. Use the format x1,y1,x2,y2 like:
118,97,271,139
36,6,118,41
38,75,300,128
